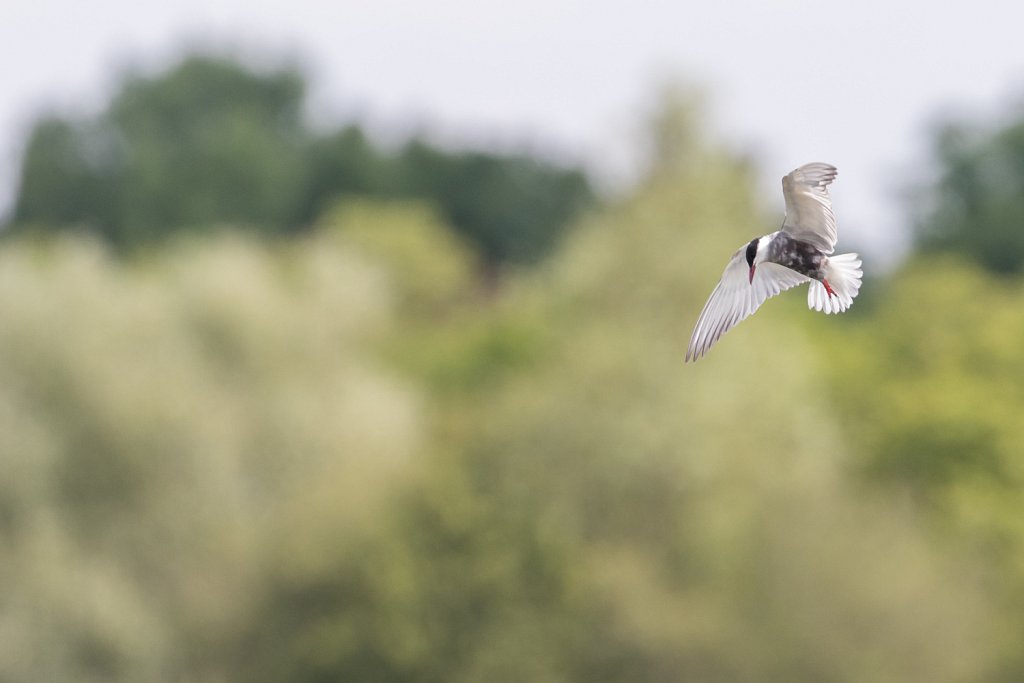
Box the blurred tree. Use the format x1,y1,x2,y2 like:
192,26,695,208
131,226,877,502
819,257,1024,678
822,258,1024,495
10,52,594,265
14,56,308,246
296,125,391,225
110,56,309,242
0,84,1012,683
395,140,594,266
914,112,1024,273
231,95,1000,682
0,229,418,681
316,200,477,316
11,117,119,233
643,82,709,178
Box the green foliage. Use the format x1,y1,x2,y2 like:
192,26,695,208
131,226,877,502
0,231,414,681
0,87,1019,682
317,199,477,315
298,125,391,223
824,258,1024,493
10,53,594,265
15,56,308,245
237,114,999,679
821,257,1024,677
395,140,594,265
12,117,119,233
914,113,1024,273
427,148,996,682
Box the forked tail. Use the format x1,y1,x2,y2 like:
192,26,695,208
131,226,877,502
807,252,862,314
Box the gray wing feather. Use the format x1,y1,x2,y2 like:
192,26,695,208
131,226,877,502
686,254,809,362
781,162,839,254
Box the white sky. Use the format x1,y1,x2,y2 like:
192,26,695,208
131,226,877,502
3,0,1024,264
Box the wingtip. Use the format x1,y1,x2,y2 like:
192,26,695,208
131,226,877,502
684,341,704,363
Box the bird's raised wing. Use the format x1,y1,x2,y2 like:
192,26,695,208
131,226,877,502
781,162,838,254
686,254,809,362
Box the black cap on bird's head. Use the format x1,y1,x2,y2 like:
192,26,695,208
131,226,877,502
744,238,759,284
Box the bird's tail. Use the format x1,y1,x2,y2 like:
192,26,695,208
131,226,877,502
808,252,862,314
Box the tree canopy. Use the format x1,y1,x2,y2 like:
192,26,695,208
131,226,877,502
914,110,1024,274
10,54,593,266
5,54,1024,682
1,92,1021,680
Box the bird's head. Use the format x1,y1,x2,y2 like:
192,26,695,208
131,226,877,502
744,237,762,284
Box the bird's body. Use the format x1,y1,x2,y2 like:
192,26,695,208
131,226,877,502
686,162,862,362
764,231,827,280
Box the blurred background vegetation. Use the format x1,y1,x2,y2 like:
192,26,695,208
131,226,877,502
2,51,1024,681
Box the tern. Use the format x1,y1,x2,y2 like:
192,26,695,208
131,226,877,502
685,162,862,362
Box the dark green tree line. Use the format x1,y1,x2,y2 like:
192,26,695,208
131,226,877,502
914,107,1024,274
10,54,593,266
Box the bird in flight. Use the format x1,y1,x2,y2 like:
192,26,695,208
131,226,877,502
686,162,862,362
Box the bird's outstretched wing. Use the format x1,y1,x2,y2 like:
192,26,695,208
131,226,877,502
686,253,809,362
781,162,838,254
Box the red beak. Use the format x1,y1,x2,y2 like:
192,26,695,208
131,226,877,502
748,266,756,284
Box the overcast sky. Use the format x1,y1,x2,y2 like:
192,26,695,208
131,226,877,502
4,0,1024,263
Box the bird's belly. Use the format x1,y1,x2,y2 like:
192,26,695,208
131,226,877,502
768,236,826,279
